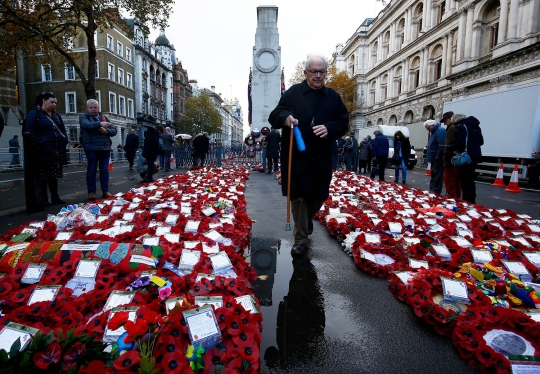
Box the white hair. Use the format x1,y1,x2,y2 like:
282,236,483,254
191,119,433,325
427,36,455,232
305,55,329,70
87,99,99,107
451,113,467,124
424,119,437,128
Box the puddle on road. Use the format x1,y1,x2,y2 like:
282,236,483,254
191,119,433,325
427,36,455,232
247,237,326,371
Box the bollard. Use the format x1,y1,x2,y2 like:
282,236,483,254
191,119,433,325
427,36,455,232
22,132,45,213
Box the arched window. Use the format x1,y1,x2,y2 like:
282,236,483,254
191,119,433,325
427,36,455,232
389,115,398,126
413,3,424,39
404,110,414,124
396,18,405,50
423,105,435,120
383,31,390,59
381,74,388,102
430,44,443,82
371,42,378,68
394,66,403,95
350,54,355,76
377,118,384,126
479,0,501,57
369,81,376,106
410,56,421,89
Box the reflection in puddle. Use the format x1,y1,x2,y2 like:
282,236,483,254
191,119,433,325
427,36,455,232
248,238,326,371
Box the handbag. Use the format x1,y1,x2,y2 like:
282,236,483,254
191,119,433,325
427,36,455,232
392,152,400,166
451,125,472,167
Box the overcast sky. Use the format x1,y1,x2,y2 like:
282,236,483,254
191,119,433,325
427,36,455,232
150,0,385,136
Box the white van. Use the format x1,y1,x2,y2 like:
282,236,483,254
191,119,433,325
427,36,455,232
356,125,418,170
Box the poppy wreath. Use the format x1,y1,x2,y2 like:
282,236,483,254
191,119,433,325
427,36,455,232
406,268,492,337
452,306,540,373
0,167,264,373
350,233,407,278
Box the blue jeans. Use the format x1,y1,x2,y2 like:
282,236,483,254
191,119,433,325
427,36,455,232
347,157,358,172
85,150,110,194
395,157,407,181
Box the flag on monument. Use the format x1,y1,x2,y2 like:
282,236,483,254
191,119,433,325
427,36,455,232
248,68,253,126
281,68,285,96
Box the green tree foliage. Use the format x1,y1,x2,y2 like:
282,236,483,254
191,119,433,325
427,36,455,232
0,0,174,99
175,93,222,136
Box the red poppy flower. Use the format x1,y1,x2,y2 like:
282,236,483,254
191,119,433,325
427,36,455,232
33,342,62,370
62,342,85,369
124,319,149,342
235,342,260,367
161,351,190,373
203,347,225,372
77,360,110,374
113,350,140,372
108,311,130,330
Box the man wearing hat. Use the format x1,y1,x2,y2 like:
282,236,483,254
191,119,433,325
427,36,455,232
424,118,446,194
442,111,461,199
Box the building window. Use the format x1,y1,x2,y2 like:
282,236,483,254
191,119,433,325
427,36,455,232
41,64,52,82
95,61,99,78
118,68,124,85
69,127,78,142
65,65,75,80
128,99,134,118
439,3,446,23
94,31,98,47
107,34,114,50
127,73,133,89
126,48,132,62
108,63,115,81
109,92,116,113
65,92,76,113
397,79,402,95
381,86,387,101
491,23,499,49
96,91,101,107
414,70,420,88
142,80,147,92
142,59,147,70
119,96,125,116
117,41,123,57
435,59,443,81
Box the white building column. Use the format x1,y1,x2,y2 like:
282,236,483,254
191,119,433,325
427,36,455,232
527,0,540,35
497,0,509,43
464,4,474,59
507,0,520,40
456,10,466,61
406,8,413,43
421,48,428,86
445,31,453,76
376,75,381,103
388,68,394,98
424,0,432,30
471,22,482,58
403,59,409,92
441,33,449,78
444,0,451,17
389,22,396,54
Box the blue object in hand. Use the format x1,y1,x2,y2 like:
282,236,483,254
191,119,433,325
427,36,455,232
293,126,306,151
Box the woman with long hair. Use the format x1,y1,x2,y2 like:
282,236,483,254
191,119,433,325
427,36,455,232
393,130,411,184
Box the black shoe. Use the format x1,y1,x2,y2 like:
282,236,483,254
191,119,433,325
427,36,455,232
308,221,313,235
291,242,308,256
402,180,406,184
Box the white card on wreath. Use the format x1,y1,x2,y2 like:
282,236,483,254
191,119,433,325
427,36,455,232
143,236,160,246
409,258,429,269
164,233,180,243
179,249,201,268
522,252,540,267
103,291,136,311
364,233,380,244
451,236,472,247
471,249,493,263
501,261,530,275
209,251,233,271
28,285,60,305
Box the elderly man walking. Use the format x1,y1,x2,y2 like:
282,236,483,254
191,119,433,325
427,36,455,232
124,128,139,171
162,126,174,171
425,119,446,194
268,55,349,256
79,99,117,200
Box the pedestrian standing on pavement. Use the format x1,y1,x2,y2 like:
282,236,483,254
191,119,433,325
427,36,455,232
141,124,162,183
366,135,373,173
424,119,446,194
23,92,69,205
80,99,117,200
124,128,139,171
162,126,174,171
9,135,20,166
394,130,411,184
268,54,349,256
345,132,358,172
454,114,483,204
192,132,210,167
442,111,462,199
371,130,389,181
265,128,281,174
357,136,369,173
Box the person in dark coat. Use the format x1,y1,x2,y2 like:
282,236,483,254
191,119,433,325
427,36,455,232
141,125,162,183
192,132,210,167
371,130,389,181
265,128,281,174
442,111,462,199
393,130,411,184
344,132,358,172
357,137,369,173
268,55,349,256
454,114,483,204
9,135,20,166
425,119,447,194
124,128,139,171
80,99,117,200
162,126,174,171
23,93,69,205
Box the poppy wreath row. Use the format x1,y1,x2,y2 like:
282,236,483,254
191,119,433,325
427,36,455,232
0,167,263,373
312,171,540,373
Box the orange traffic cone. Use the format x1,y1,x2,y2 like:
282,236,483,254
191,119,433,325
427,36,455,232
491,163,506,186
505,165,522,193
170,154,175,165
108,157,114,171
425,162,432,176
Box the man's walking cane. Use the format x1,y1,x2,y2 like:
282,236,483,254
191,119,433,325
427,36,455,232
286,125,294,231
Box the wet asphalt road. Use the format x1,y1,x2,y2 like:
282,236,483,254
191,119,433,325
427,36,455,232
0,164,538,373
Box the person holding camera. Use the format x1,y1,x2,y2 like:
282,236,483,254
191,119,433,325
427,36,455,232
79,99,117,200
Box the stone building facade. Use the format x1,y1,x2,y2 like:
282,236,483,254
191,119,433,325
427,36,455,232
336,0,540,146
171,49,192,122
20,22,137,146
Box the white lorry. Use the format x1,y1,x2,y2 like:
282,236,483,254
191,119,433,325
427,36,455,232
442,82,540,184
356,125,418,169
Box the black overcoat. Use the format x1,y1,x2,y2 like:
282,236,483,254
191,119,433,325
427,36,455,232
268,80,349,200
265,130,281,158
456,116,483,164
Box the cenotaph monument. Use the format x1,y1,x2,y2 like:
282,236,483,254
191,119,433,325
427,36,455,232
252,6,281,132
